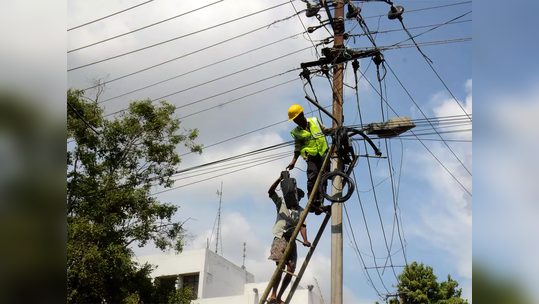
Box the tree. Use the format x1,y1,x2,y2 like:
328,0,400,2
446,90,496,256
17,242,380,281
67,89,202,303
380,262,468,304
473,263,531,304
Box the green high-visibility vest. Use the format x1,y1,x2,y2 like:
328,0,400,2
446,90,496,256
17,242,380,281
291,117,328,158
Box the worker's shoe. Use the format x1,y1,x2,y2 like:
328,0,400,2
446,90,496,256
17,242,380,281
309,199,321,214
310,199,330,215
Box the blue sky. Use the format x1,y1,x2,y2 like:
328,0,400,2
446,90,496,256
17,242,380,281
66,1,473,302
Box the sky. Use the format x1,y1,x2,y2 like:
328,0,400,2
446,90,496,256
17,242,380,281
66,1,473,303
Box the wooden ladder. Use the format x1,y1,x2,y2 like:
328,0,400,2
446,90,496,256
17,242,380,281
258,146,359,304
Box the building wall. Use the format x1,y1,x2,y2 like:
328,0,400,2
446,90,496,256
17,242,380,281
194,284,319,304
135,248,254,299
134,249,207,296
134,249,320,304
201,249,255,298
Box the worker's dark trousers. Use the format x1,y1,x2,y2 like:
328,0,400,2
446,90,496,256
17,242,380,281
306,153,327,207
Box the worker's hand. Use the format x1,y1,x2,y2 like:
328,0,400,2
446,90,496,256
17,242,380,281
302,240,311,247
286,161,295,170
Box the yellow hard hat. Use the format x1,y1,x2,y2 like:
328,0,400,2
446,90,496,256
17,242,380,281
288,104,304,121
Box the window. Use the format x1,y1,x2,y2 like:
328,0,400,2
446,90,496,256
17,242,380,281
182,273,199,298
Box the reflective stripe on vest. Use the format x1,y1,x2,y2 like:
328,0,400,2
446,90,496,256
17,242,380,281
290,117,328,158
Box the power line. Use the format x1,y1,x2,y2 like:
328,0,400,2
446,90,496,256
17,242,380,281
395,11,473,123
80,11,304,91
68,0,224,53
99,32,306,103
177,78,300,120
360,1,472,20
67,1,294,72
350,169,391,295
343,203,383,296
173,151,293,181
67,101,100,135
97,36,469,106
68,74,303,145
99,47,309,119
67,0,154,32
288,0,320,59
354,63,472,196
74,2,472,89
75,119,469,197
151,152,290,196
349,19,471,38
351,70,401,283
384,61,472,176
96,38,470,121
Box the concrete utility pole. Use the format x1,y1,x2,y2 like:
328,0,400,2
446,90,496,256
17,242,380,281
330,1,345,304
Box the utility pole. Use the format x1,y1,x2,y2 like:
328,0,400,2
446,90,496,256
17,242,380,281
330,1,345,304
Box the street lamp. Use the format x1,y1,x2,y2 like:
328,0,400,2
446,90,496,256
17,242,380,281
364,117,416,138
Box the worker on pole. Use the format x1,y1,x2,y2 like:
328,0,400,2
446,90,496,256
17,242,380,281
286,105,334,215
267,175,311,304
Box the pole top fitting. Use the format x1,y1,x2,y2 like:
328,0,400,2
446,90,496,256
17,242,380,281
333,17,345,35
373,53,384,66
388,5,404,20
352,59,359,71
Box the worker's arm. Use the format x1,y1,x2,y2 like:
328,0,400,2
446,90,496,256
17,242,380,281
286,151,301,170
319,120,334,135
299,226,311,247
268,176,282,197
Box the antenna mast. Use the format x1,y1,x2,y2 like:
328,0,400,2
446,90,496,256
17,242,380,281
215,182,223,255
242,242,246,269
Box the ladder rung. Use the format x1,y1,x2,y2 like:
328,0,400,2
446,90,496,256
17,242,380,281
295,239,313,248
280,269,299,277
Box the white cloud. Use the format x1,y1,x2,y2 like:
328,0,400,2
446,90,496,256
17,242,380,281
405,79,472,282
476,78,539,299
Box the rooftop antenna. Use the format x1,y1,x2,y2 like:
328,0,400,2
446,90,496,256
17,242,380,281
241,242,246,269
314,277,325,304
215,182,223,255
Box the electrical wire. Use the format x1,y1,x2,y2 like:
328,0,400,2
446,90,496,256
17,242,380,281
73,2,471,90
359,1,472,20
68,73,304,145
98,32,307,104
67,1,294,71
352,73,401,282
393,12,472,48
395,12,473,123
384,61,472,176
67,101,100,135
99,46,310,118
151,153,291,195
80,11,305,92
354,65,472,196
68,0,225,53
343,203,383,296
348,19,471,38
350,170,391,295
289,0,321,59
67,0,154,31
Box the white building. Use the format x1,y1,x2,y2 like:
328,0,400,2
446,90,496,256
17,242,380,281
135,248,323,304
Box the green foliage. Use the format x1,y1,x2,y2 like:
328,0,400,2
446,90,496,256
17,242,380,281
473,263,531,304
67,89,202,303
380,262,469,304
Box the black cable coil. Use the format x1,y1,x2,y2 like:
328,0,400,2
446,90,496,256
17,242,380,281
318,170,355,203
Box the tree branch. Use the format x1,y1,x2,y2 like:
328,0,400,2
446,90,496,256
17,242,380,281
67,150,79,215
